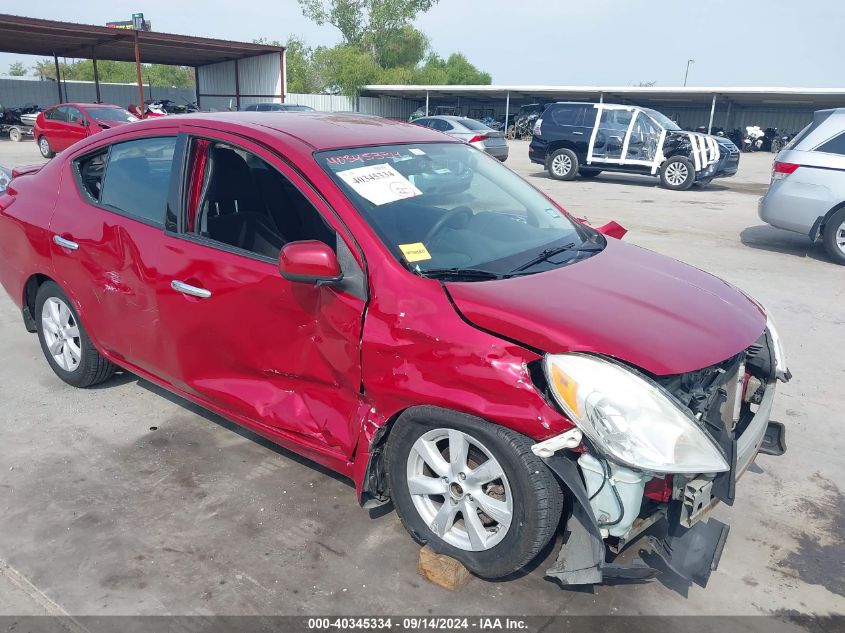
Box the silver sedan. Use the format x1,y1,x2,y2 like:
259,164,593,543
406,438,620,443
411,115,509,161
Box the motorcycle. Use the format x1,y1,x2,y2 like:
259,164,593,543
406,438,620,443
743,125,765,152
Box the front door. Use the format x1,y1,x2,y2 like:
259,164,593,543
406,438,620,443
154,132,367,458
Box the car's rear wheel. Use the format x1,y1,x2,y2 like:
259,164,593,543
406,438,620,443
579,168,602,178
660,156,695,190
547,148,578,181
38,136,55,159
9,127,22,143
35,281,116,387
387,407,563,579
822,207,845,265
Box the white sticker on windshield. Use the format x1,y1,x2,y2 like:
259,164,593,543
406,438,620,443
409,148,426,155
337,163,422,206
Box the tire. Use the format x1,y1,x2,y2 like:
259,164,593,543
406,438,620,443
579,168,602,178
660,155,695,190
386,407,564,579
822,207,845,265
38,136,55,159
547,148,579,181
35,281,116,387
9,127,21,143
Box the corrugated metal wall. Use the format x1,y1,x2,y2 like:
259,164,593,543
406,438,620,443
283,93,422,118
0,77,195,110
197,53,282,112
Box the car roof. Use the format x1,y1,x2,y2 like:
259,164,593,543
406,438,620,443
51,103,120,108
112,111,454,150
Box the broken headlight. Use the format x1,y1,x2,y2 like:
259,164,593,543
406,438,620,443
543,353,729,474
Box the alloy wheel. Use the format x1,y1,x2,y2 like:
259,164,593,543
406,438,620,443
836,219,845,255
41,297,81,372
551,154,572,177
666,162,689,186
406,428,513,551
39,137,50,156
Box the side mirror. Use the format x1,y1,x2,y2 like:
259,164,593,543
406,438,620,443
278,240,343,285
75,117,86,127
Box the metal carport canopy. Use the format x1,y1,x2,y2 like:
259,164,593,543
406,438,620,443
0,14,285,109
360,85,845,109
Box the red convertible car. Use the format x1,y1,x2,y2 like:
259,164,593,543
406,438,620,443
0,113,789,586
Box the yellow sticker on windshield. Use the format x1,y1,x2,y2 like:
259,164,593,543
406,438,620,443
398,242,432,262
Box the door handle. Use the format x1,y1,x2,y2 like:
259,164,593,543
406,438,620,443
572,131,584,135
171,280,212,299
53,235,79,251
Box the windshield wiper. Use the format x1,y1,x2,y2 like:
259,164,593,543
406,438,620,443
419,267,502,281
510,241,603,274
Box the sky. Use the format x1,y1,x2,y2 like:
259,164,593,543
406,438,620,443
1,0,843,87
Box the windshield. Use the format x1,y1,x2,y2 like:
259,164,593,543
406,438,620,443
86,107,138,123
642,108,681,131
317,143,601,279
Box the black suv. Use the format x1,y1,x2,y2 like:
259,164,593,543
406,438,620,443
529,102,740,190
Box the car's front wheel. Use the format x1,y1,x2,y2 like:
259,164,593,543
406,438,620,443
387,407,563,579
35,281,116,387
38,136,55,159
660,156,695,190
822,206,845,265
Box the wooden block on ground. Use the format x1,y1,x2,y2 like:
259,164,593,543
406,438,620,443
418,545,471,591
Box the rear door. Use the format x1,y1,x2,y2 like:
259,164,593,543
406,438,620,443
154,130,367,458
50,131,181,374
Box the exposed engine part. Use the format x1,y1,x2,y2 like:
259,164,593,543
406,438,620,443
678,477,715,527
578,453,646,538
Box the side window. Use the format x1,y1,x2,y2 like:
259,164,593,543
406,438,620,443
582,106,597,127
551,105,579,126
815,132,845,155
413,118,431,128
615,110,633,128
256,104,269,112
99,137,177,226
65,107,84,126
430,119,452,132
74,148,109,202
52,107,69,123
190,141,335,260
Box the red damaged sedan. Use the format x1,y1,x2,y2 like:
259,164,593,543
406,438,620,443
0,113,790,586
34,102,138,159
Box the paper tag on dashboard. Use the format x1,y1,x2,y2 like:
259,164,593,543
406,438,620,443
337,163,422,206
398,242,432,262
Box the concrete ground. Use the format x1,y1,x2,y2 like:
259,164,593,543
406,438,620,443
0,136,843,617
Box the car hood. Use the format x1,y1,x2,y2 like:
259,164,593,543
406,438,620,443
444,239,766,376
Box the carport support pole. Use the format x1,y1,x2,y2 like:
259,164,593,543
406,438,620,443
425,90,429,116
234,59,241,110
53,54,63,103
92,56,101,103
504,91,509,133
133,31,145,112
707,94,716,134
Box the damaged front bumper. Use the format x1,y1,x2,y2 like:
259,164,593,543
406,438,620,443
536,380,784,588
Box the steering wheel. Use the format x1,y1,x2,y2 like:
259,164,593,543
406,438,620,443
423,206,473,244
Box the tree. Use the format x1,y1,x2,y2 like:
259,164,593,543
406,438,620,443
8,62,27,76
256,36,324,94
298,0,437,47
371,24,427,69
413,53,490,85
30,58,194,88
314,45,382,96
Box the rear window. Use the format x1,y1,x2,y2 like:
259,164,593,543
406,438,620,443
814,131,845,155
459,118,492,131
85,107,137,123
787,111,833,150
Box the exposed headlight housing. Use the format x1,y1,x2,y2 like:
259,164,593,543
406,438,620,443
543,354,729,474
